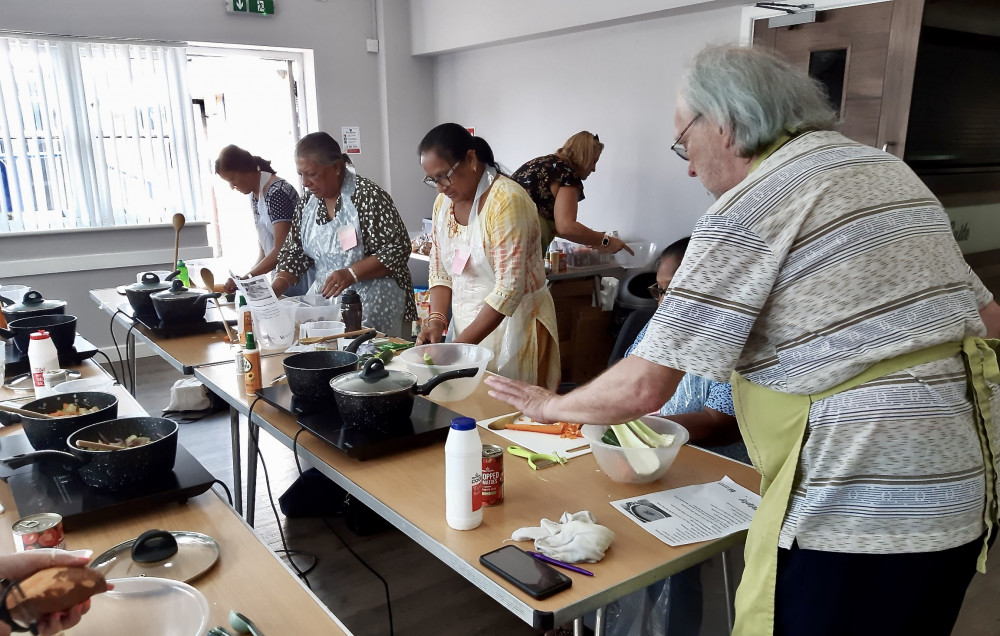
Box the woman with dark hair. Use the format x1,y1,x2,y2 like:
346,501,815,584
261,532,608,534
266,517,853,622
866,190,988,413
416,123,559,389
512,131,632,254
273,132,416,337
215,144,308,295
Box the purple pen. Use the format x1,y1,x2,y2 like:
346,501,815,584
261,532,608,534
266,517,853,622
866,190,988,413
528,551,595,576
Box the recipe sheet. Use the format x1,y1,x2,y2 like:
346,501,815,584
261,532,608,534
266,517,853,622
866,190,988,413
610,476,760,546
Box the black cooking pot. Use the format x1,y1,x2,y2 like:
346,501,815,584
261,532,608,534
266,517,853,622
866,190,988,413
124,271,179,317
329,357,479,427
19,391,120,451
281,330,377,401
0,417,178,492
0,291,67,321
150,279,221,323
0,314,78,354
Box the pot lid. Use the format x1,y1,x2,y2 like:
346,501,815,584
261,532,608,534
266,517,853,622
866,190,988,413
1,290,66,314
151,279,201,301
90,530,220,583
125,271,176,293
329,357,416,396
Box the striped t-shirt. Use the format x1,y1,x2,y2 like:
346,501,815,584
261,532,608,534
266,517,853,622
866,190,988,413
633,130,995,554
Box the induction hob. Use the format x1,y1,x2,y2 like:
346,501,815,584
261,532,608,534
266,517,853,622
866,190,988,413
256,383,464,461
0,433,216,530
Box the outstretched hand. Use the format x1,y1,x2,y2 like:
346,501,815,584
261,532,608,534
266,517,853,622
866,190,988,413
484,375,560,423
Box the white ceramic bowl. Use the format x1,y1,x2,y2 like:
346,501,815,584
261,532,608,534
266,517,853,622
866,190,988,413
54,376,116,394
397,343,494,402
615,242,659,269
582,416,689,483
69,577,209,636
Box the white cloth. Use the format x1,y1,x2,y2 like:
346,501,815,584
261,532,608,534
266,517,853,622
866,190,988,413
510,511,615,563
163,377,211,413
254,172,277,256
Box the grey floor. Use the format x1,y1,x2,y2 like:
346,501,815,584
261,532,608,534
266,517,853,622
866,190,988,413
122,355,1000,636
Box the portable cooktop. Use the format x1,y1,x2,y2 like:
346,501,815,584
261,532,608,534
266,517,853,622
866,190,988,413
131,310,237,339
257,383,465,461
3,335,99,376
0,433,216,530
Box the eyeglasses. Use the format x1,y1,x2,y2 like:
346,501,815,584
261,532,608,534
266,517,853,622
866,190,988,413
422,161,461,188
647,283,669,300
671,114,701,161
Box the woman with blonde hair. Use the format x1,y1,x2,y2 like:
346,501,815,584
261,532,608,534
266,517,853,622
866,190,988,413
512,131,632,254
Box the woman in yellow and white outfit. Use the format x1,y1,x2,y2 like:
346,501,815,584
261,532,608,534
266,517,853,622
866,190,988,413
416,123,559,390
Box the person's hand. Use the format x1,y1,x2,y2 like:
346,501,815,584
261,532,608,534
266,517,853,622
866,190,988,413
484,375,560,423
224,276,239,295
416,321,445,345
596,236,633,255
0,550,101,636
321,269,355,299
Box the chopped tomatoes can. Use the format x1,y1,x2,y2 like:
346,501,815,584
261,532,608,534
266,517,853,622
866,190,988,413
12,513,66,551
482,445,504,506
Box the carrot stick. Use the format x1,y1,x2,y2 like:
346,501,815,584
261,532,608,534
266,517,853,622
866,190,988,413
504,422,567,435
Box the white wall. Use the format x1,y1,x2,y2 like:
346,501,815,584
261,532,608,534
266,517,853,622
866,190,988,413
410,0,743,55
433,5,744,249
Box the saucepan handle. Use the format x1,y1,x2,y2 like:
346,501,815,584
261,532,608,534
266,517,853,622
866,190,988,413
414,367,480,396
1,450,84,470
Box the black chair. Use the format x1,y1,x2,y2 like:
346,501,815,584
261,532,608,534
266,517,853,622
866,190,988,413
608,306,656,365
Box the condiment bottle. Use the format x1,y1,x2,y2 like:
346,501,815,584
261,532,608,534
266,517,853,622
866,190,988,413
237,294,253,345
176,260,190,287
445,416,483,530
341,289,363,332
243,331,262,395
27,330,59,398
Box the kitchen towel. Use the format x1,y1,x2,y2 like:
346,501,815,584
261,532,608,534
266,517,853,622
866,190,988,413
511,511,615,563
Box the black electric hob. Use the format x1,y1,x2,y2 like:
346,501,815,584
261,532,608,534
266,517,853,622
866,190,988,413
0,433,216,530
256,384,464,461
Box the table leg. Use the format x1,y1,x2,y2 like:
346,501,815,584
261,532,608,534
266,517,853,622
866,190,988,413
722,548,735,634
246,418,259,527
593,606,606,636
230,406,243,516
574,616,585,636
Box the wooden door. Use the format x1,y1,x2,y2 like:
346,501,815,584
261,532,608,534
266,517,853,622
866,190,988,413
753,0,924,157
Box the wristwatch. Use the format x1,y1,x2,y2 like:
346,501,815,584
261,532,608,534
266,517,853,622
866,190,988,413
601,232,612,247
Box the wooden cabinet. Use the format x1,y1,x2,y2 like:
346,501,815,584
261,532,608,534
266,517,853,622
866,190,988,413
753,0,924,158
550,277,613,385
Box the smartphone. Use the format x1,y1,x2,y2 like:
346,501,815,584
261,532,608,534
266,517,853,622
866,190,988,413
479,545,573,599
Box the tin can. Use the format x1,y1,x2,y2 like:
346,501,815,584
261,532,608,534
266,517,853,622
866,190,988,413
548,250,565,274
12,513,65,552
481,444,504,506
42,369,68,390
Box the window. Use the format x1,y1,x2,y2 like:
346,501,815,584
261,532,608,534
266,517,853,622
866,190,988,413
0,35,203,231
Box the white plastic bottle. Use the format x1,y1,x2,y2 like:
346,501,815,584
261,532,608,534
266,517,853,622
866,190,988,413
445,416,483,530
27,330,59,398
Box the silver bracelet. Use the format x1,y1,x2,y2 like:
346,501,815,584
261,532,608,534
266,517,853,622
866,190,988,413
347,266,359,282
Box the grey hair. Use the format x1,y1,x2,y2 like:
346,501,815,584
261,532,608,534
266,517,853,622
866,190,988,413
679,45,837,158
295,131,351,166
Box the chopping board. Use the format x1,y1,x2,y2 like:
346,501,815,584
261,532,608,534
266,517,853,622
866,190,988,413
476,413,593,460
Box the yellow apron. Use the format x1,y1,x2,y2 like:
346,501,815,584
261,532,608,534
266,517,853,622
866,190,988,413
731,337,1000,636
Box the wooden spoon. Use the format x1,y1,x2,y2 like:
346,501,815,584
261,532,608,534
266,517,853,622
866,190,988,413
200,268,238,344
299,328,382,345
0,403,55,419
171,213,186,267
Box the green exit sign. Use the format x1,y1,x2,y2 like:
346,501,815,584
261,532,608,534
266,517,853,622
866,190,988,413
230,0,274,15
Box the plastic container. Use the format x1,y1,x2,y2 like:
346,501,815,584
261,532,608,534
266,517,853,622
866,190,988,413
341,289,363,332
68,577,209,636
301,320,345,341
445,416,483,530
615,242,659,269
398,343,493,402
581,416,689,484
176,260,190,287
0,284,30,303
27,330,59,398
54,375,115,394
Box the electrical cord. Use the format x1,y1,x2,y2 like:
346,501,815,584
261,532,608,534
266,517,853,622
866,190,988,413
212,479,233,506
124,322,138,391
291,426,395,636
109,310,131,391
93,350,120,386
247,397,315,588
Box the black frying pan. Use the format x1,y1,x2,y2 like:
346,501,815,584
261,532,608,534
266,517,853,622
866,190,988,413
18,391,119,451
1,417,178,491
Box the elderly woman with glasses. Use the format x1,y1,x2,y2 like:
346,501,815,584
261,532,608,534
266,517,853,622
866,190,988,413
512,131,633,254
488,45,1000,636
273,132,416,337
416,123,559,389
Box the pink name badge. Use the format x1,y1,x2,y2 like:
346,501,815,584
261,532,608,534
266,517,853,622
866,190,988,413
338,226,358,250
451,246,471,275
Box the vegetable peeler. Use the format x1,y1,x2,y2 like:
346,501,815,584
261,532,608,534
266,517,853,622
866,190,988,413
506,445,566,470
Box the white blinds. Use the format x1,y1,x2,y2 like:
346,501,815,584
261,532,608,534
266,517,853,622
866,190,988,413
0,36,203,232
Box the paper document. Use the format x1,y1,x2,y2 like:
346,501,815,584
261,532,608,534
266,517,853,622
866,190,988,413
234,274,294,347
611,476,760,547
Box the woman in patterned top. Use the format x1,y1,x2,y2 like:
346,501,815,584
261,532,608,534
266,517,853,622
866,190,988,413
274,132,416,338
417,123,560,389
512,131,631,255
215,144,309,296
